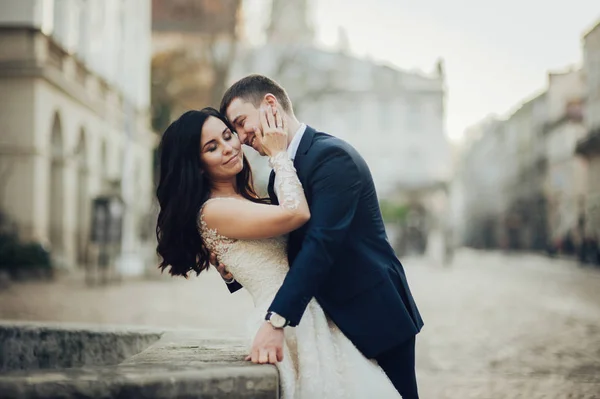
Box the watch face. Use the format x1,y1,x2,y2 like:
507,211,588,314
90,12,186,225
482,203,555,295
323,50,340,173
270,313,286,328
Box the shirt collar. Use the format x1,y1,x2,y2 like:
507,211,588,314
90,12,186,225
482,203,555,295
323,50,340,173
287,123,307,160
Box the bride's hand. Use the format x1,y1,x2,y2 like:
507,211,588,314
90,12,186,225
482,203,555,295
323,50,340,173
256,105,287,157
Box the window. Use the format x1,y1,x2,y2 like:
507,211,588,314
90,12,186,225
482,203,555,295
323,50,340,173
406,100,422,132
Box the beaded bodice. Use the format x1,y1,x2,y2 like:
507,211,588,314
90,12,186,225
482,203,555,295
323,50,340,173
198,198,290,305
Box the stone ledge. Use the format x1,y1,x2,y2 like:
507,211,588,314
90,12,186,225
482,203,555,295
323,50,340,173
0,320,163,371
0,322,279,399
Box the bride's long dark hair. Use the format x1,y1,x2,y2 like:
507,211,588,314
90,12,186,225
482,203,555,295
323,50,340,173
155,107,265,278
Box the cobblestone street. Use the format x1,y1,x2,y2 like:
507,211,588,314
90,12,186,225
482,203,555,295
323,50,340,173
1,249,599,398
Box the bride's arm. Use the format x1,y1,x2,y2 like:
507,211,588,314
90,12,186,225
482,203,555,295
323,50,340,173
202,155,309,239
202,106,310,239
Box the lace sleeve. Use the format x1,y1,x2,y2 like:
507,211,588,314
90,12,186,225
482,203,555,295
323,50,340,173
268,152,304,210
198,198,237,259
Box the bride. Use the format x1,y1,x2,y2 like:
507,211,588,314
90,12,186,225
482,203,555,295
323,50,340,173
155,106,400,398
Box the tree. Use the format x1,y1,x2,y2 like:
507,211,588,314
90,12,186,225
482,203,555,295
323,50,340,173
150,0,242,133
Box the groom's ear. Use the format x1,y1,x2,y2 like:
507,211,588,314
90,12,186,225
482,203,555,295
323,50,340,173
263,93,279,108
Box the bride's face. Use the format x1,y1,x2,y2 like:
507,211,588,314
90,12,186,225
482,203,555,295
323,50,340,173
199,116,244,181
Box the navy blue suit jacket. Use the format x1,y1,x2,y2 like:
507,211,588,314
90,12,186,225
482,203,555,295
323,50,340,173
263,126,423,358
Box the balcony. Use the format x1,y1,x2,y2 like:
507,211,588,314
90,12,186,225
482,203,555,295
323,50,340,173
0,27,151,137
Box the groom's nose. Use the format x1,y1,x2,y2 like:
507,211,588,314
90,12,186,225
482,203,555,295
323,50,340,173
237,129,248,144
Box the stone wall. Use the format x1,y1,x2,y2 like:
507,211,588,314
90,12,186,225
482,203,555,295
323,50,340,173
0,321,279,399
0,321,161,371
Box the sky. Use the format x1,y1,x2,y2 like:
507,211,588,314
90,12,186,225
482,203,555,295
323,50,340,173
243,0,600,141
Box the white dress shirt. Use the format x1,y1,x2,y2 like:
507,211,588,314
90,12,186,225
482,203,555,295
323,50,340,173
287,123,307,161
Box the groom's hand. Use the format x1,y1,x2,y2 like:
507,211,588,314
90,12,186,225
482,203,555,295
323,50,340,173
209,253,234,282
246,322,284,364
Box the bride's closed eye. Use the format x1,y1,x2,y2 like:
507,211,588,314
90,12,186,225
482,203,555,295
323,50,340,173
206,130,234,152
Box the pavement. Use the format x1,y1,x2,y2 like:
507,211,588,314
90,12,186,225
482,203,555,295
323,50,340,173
1,249,599,398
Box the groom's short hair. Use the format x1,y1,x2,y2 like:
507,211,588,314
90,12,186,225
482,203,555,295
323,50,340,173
220,74,293,115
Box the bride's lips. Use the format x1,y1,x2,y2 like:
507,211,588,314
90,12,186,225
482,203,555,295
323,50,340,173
224,153,239,165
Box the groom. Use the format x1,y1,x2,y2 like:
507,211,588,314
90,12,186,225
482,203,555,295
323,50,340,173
219,74,423,398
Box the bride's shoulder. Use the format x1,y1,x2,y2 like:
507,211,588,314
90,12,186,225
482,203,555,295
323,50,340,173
198,198,243,239
202,196,244,208
200,197,244,219
199,196,261,227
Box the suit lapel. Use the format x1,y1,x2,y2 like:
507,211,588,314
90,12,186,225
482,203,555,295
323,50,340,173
286,127,317,264
293,125,317,172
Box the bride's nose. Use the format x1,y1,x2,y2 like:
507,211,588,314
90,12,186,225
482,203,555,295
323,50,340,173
222,142,233,155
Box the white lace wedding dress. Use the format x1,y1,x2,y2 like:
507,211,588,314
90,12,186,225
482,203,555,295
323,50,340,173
199,197,400,399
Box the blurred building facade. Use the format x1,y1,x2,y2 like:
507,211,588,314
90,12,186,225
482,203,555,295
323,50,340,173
455,18,600,261
456,68,588,251
454,118,510,248
507,93,548,250
576,20,600,255
0,0,156,272
543,70,587,248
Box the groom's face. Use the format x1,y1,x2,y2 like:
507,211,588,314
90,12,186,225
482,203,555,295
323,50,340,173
226,97,267,156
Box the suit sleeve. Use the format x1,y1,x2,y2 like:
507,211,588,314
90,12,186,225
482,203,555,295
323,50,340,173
268,146,362,326
225,280,243,293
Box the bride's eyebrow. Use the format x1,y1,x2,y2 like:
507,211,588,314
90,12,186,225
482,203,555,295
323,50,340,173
201,139,215,150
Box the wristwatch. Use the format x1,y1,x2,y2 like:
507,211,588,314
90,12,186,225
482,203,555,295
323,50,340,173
265,311,288,329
